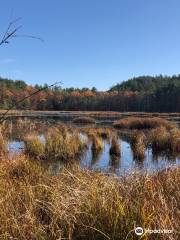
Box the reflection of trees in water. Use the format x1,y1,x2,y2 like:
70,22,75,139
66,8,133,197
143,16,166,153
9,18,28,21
133,155,144,169
91,150,103,166
152,151,177,163
109,155,120,171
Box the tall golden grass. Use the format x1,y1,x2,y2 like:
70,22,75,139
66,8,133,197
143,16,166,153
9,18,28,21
24,134,45,159
0,157,179,239
24,127,87,162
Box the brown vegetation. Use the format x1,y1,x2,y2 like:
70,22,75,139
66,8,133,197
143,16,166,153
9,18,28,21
130,132,146,160
150,127,180,155
0,157,179,239
24,127,86,162
113,117,175,130
73,117,95,124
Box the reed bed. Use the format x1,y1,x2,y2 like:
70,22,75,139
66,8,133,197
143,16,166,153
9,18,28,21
151,127,170,153
82,128,112,140
0,157,179,240
24,134,45,159
150,127,180,155
130,132,146,160
24,127,87,162
113,117,175,130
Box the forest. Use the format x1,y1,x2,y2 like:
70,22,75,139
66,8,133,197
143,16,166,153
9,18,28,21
0,75,180,112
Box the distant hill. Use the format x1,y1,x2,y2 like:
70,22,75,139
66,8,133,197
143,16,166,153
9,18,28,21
110,75,180,93
0,75,179,112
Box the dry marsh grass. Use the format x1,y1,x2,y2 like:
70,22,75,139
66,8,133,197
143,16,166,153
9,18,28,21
45,128,86,162
0,157,179,239
131,132,146,160
24,127,87,162
0,131,7,158
169,128,180,155
83,127,112,140
113,117,175,130
24,134,45,159
151,127,170,153
73,116,95,124
151,127,180,156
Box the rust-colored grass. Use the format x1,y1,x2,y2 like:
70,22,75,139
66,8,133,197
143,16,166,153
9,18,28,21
113,117,175,130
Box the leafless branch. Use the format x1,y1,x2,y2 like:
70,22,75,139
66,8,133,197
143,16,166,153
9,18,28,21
0,17,43,46
0,81,62,124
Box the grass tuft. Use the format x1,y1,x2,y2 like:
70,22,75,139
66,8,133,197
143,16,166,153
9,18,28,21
131,131,146,160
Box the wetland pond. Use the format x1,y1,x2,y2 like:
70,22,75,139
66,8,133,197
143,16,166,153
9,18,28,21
6,118,180,176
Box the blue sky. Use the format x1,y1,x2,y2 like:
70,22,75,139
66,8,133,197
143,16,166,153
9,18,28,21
0,0,180,90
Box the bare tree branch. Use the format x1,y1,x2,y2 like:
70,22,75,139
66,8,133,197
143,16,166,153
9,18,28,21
0,81,62,124
0,17,43,46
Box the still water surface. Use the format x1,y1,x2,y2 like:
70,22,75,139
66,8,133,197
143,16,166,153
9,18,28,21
7,135,180,175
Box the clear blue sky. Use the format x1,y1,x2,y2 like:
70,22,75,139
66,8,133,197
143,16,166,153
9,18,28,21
1,0,180,90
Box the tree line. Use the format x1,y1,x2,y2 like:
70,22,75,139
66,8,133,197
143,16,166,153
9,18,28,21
0,75,180,112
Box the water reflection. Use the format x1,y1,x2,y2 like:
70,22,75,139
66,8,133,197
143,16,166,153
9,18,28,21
7,134,180,175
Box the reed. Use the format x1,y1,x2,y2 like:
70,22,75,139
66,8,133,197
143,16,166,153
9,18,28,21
45,128,86,162
109,136,121,156
131,131,146,160
0,157,179,240
113,117,175,130
151,127,170,153
0,131,7,158
24,134,45,159
169,128,180,155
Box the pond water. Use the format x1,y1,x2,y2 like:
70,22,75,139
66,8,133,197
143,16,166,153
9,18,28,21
7,133,180,175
